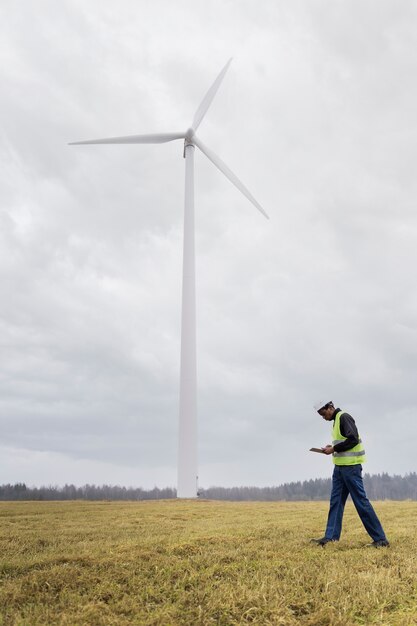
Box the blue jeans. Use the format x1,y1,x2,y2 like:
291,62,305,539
325,464,387,542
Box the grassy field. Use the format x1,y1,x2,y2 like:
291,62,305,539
0,500,416,625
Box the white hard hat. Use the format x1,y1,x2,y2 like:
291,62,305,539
314,399,331,412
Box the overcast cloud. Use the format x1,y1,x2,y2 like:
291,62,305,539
1,0,417,489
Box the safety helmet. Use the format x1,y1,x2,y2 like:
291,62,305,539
314,399,332,412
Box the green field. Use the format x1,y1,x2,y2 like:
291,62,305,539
0,500,416,625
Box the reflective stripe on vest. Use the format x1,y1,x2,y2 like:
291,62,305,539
333,449,366,458
332,411,366,465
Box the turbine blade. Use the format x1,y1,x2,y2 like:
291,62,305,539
192,58,233,132
193,136,269,219
69,132,185,145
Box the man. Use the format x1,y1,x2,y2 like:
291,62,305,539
311,400,389,547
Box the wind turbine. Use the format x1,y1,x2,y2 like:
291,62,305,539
70,59,268,498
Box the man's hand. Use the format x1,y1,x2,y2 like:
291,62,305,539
321,445,334,455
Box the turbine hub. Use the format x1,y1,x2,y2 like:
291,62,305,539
185,128,195,142
183,128,195,157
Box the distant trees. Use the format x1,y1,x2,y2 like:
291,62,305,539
1,473,416,501
362,472,417,501
200,472,417,501
0,483,176,501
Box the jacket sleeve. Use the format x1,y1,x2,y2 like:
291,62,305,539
333,413,359,452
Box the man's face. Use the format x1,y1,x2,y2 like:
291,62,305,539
318,405,334,421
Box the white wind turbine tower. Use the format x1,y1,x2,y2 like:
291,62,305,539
70,59,269,498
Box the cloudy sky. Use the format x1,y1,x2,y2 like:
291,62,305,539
1,0,417,489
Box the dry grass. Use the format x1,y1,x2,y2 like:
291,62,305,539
0,500,416,625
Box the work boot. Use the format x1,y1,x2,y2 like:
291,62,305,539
310,537,337,546
366,539,390,548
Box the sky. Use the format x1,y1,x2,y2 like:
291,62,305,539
1,0,417,489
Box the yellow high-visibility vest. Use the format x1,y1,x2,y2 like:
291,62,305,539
332,410,366,465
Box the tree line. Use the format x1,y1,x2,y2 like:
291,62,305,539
1,472,416,501
201,472,417,501
0,484,175,501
